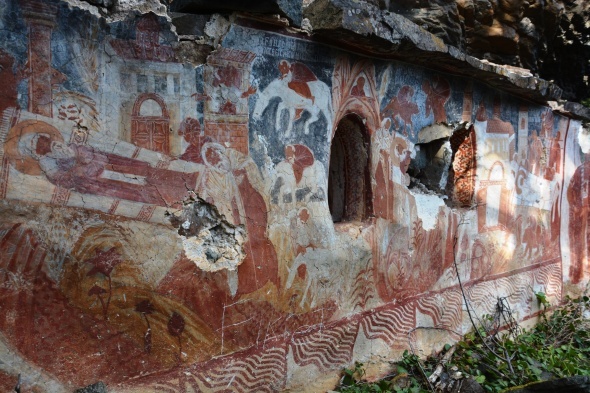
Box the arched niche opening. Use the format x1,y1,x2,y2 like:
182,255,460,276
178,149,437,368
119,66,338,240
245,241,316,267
328,114,372,222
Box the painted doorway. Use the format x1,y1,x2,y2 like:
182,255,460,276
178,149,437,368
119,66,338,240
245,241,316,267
131,93,170,154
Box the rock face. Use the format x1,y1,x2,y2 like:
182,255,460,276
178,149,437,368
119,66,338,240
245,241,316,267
303,0,563,105
390,0,464,49
378,0,590,102
0,0,589,392
542,0,590,101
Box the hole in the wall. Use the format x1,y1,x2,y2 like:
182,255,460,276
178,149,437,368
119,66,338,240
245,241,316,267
406,122,476,207
407,137,452,194
168,196,246,273
328,114,372,222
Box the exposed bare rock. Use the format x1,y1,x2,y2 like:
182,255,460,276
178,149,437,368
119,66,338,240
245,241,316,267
115,0,167,15
374,0,589,101
304,0,562,104
169,197,247,274
167,0,303,25
390,0,464,49
172,39,212,65
542,0,590,101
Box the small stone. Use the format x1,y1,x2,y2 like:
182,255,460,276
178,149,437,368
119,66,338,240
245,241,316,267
205,248,220,262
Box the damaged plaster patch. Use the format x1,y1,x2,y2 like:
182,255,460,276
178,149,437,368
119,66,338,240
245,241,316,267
408,122,472,229
411,191,446,230
578,124,590,154
115,0,167,15
408,122,472,198
408,138,452,192
416,123,453,144
204,14,231,47
170,197,246,272
408,123,456,194
63,0,103,17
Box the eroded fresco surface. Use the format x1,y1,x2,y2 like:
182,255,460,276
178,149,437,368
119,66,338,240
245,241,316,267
0,1,588,391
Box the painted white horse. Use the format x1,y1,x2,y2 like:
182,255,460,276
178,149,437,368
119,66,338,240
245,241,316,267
252,78,332,139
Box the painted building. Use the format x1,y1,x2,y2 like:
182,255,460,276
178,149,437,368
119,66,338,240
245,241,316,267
0,0,588,391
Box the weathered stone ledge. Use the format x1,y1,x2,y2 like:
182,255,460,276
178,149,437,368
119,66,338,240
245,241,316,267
549,101,590,123
304,0,564,105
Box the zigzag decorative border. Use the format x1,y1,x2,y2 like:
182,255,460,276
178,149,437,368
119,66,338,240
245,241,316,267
125,260,562,392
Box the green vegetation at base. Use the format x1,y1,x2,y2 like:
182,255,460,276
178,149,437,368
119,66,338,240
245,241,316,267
336,295,590,393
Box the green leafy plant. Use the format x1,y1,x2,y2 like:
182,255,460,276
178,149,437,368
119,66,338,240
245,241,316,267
337,361,396,393
535,291,550,311
336,295,590,393
446,294,590,392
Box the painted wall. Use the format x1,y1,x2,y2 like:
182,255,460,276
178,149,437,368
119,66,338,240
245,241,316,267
0,1,588,391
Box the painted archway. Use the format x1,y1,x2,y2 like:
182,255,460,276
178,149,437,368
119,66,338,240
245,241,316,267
131,93,170,154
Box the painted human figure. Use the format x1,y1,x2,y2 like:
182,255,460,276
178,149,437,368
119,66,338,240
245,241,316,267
156,145,279,341
9,120,197,207
271,144,326,208
542,109,561,181
373,118,393,219
196,143,240,222
373,118,412,219
211,64,256,114
422,75,450,123
543,111,563,241
382,85,419,135
268,145,336,309
269,144,331,267
547,131,562,181
527,132,544,177
196,143,278,295
523,216,540,259
350,76,367,97
393,139,412,187
177,117,204,163
567,130,590,284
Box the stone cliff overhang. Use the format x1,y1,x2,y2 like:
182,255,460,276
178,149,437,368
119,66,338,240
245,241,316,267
169,0,304,25
167,0,590,121
303,0,563,105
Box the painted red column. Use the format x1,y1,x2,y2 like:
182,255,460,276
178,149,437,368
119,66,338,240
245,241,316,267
21,0,58,117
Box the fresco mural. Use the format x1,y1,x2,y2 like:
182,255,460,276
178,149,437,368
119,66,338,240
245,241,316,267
566,125,590,284
0,0,585,391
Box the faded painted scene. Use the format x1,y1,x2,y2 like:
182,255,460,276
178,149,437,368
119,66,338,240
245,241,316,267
0,0,588,392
